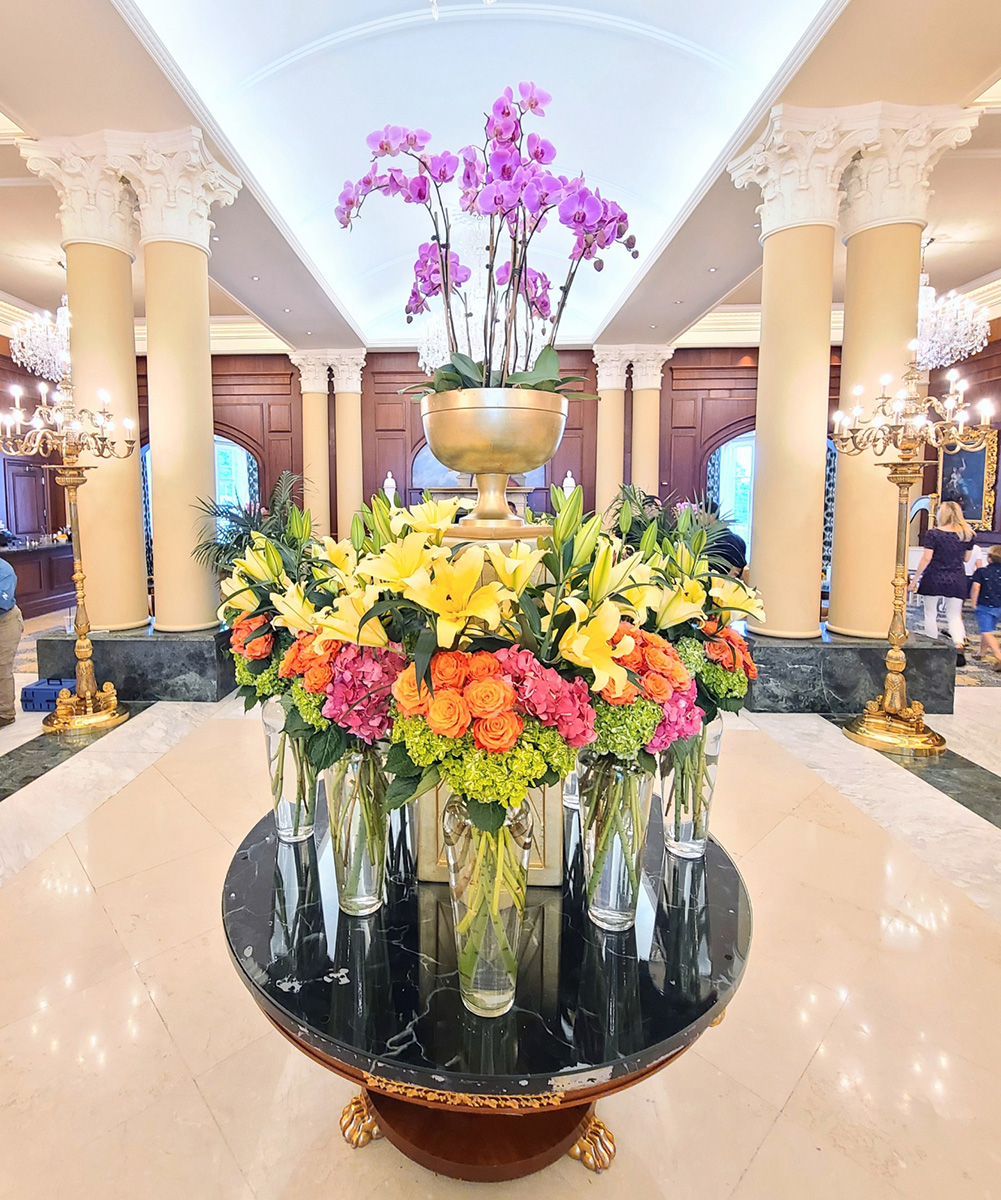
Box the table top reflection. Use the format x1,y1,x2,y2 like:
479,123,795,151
223,804,751,1101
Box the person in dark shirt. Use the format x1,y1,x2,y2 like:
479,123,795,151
0,557,21,726
970,544,1001,668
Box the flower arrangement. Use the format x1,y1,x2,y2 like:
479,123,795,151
338,82,636,393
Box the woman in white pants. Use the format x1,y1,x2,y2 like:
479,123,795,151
910,501,976,666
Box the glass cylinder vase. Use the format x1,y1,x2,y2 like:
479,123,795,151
662,716,723,859
577,752,655,932
323,748,389,916
442,796,533,1018
261,696,317,843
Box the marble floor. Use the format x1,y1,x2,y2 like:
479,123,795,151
1,688,1000,1198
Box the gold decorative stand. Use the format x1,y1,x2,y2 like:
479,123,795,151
568,1114,616,1173
842,458,945,757
1,369,135,734
832,363,994,758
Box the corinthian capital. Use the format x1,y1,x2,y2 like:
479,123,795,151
101,127,241,253
630,346,674,391
18,131,139,256
839,103,979,239
592,345,631,391
289,351,331,394
329,350,367,394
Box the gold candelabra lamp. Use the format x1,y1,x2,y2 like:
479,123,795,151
4,367,136,733
831,361,994,756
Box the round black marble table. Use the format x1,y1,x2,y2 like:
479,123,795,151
223,808,751,1182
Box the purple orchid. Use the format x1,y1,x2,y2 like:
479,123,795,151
526,132,556,164
426,152,459,183
366,125,404,157
518,81,551,116
405,175,431,205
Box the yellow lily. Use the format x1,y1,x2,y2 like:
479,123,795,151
403,545,511,647
558,598,634,695
485,540,546,596
356,531,443,593
314,585,389,648
217,572,258,620
710,576,766,624
587,539,651,606
664,540,709,582
233,537,287,587
653,578,708,631
389,496,462,538
269,583,319,635
311,537,357,583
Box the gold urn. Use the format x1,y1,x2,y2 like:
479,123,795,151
420,387,567,538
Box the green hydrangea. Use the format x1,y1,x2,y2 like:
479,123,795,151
700,660,748,700
591,696,662,761
291,681,327,731
394,713,472,767
676,637,706,677
233,653,284,700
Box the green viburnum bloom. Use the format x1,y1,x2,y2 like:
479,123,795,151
676,637,707,678
591,696,662,761
699,660,748,700
234,654,284,700
291,682,326,731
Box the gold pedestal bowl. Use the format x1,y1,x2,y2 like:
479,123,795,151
421,388,567,540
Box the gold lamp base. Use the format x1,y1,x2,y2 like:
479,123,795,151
42,682,130,734
842,708,946,758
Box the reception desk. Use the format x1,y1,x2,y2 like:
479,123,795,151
0,543,76,618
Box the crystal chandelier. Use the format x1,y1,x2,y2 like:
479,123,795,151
416,209,548,376
913,262,989,372
428,0,497,17
9,296,71,382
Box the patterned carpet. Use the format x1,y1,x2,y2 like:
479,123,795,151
906,600,1001,688
14,625,66,676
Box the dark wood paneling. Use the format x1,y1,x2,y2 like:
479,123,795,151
0,354,65,534
361,350,598,515
5,462,47,536
137,353,305,511
2,546,76,619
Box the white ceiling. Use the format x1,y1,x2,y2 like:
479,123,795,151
115,0,840,345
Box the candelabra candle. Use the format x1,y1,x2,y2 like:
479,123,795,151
829,361,995,759
1,367,134,733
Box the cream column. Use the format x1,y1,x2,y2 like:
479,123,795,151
290,352,332,537
629,346,674,499
19,134,149,629
330,350,367,539
116,129,240,631
592,346,629,515
828,105,979,637
729,105,869,638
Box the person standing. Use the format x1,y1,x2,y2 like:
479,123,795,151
0,556,22,726
970,544,1001,669
909,501,976,666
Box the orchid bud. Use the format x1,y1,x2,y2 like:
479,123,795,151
594,259,604,272
617,222,627,237
625,234,636,249
631,250,639,259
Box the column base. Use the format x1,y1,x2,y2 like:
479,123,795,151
826,622,892,640
153,619,221,633
747,623,823,640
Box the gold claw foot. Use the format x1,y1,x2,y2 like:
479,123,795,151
569,1113,616,1173
339,1091,381,1149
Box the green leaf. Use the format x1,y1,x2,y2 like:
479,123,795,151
449,352,484,387
414,626,438,691
385,741,419,777
539,768,561,788
465,797,507,833
306,724,348,771
243,693,258,712
531,345,560,379
636,749,658,776
518,595,543,641
283,709,313,738
247,656,271,677
385,774,421,810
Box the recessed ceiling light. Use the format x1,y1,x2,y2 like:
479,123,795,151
252,275,259,281
674,300,684,305
708,267,717,272
650,324,657,329
283,308,290,313
211,235,220,242
752,222,760,229
306,331,312,335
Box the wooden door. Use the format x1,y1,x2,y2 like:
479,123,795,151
5,461,47,536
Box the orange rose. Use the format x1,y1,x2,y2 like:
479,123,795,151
303,632,339,666
431,650,469,691
616,638,645,672
705,638,736,671
231,615,272,660
466,651,503,681
642,640,675,673
426,689,472,739
472,711,523,753
392,663,432,717
279,640,304,678
464,676,517,719
600,679,639,705
641,672,673,704
701,618,720,636
611,621,640,645
303,661,334,694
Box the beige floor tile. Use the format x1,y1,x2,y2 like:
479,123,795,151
0,838,131,1030
734,859,880,995
97,841,236,963
0,967,189,1196
784,1003,1001,1199
732,1112,907,1200
68,765,228,888
154,717,273,845
137,929,270,1076
738,812,924,913
694,949,844,1109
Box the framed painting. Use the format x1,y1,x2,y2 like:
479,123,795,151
937,430,998,530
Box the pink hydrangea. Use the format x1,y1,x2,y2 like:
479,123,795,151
494,646,597,748
646,680,704,753
322,644,406,745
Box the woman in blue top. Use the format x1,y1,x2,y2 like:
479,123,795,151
909,501,976,665
970,544,1001,667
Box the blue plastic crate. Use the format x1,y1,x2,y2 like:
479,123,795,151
21,678,76,713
